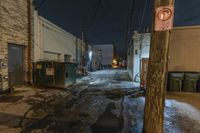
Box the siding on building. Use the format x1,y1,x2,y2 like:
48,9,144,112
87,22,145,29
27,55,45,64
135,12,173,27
0,0,32,90
169,26,200,72
34,11,77,63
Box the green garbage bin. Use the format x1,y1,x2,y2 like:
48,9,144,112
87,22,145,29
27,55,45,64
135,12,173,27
182,73,200,92
168,72,184,92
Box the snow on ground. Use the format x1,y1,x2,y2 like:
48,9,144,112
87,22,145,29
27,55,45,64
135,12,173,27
77,70,137,89
0,69,200,133
124,97,200,133
165,100,200,133
78,69,200,133
166,100,200,122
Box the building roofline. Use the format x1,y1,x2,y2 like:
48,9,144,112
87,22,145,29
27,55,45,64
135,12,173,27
40,17,76,38
173,25,200,30
134,25,200,34
34,10,83,41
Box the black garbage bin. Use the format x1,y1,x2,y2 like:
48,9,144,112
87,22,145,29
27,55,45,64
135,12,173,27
182,73,200,92
168,72,184,92
197,79,200,92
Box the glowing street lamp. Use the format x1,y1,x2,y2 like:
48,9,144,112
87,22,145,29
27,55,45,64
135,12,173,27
89,51,93,61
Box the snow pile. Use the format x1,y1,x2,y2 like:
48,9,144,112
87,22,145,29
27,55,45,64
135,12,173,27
89,79,108,85
168,100,200,124
165,100,200,132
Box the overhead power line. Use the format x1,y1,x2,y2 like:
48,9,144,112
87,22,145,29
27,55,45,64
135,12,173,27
87,0,102,30
125,0,136,48
36,0,47,10
138,0,149,32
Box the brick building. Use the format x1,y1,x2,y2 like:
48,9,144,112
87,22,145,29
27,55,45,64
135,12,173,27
0,0,33,91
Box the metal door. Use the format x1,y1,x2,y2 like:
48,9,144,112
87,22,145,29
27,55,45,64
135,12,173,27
8,44,25,87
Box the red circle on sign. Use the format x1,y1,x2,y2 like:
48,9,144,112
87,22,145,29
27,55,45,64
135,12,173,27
157,8,172,21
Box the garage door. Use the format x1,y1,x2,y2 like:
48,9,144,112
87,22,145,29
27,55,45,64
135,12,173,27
8,44,25,87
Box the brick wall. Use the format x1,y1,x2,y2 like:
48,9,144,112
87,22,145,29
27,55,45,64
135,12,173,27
0,0,33,90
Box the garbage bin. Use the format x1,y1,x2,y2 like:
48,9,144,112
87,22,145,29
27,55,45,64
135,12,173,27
168,72,184,92
197,79,200,93
182,73,200,92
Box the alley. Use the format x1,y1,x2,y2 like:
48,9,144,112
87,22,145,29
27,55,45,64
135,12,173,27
1,0,200,133
0,70,199,133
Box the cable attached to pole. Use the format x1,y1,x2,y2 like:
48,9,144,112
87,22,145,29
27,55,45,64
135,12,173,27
36,0,47,11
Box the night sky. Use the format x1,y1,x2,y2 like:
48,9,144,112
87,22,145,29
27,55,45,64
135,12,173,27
33,0,200,55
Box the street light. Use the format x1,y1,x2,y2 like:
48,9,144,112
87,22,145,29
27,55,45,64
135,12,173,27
89,51,93,61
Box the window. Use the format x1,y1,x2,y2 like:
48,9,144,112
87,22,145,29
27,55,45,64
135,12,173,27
44,51,61,61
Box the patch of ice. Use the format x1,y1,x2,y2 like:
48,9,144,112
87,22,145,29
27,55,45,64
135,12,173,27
89,79,107,85
165,100,174,108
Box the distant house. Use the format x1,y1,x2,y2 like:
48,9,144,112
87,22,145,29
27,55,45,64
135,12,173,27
93,44,114,68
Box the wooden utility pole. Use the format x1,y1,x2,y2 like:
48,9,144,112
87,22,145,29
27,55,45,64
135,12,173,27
81,31,84,66
27,0,32,84
143,0,174,133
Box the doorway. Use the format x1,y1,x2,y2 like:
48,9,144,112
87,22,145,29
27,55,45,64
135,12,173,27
8,44,25,87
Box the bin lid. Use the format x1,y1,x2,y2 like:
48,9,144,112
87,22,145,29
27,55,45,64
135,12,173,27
170,73,184,78
185,73,200,78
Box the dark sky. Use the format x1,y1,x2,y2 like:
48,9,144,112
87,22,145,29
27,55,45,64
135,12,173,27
33,0,200,55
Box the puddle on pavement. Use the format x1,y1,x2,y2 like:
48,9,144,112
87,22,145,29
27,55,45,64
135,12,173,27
91,103,123,133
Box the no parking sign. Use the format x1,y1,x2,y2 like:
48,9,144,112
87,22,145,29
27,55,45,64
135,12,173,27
154,5,174,31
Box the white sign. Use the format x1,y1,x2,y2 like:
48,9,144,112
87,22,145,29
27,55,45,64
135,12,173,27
154,6,174,31
46,68,54,76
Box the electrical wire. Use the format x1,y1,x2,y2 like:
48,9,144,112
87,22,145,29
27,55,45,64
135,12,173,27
138,0,148,32
144,0,151,33
125,0,136,48
82,0,105,45
87,0,102,30
36,0,47,10
129,0,136,35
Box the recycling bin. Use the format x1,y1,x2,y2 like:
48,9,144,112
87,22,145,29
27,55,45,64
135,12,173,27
182,73,200,92
168,72,184,92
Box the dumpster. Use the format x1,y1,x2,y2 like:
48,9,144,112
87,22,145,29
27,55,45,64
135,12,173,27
33,61,77,88
168,72,184,92
182,73,200,92
34,61,55,87
54,62,77,88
